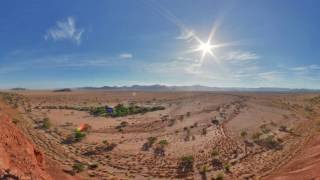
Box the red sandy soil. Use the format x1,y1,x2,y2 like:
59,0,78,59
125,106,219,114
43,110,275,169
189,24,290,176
0,101,76,180
266,131,320,180
0,103,50,179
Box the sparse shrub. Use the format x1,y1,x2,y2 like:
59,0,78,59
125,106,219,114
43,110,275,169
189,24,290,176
151,106,165,111
74,130,86,142
186,112,191,117
251,132,262,140
142,136,157,151
178,155,194,174
211,149,219,157
12,118,19,124
120,121,128,127
72,162,85,173
254,135,282,150
148,137,157,145
224,163,231,172
116,121,128,130
192,135,196,140
211,119,219,125
154,140,169,156
240,130,247,138
178,115,184,121
63,128,87,144
83,142,117,156
202,128,207,135
277,137,284,143
88,163,98,170
211,158,223,170
184,128,191,141
158,139,169,146
215,172,224,180
260,124,271,134
42,118,51,129
199,165,208,178
97,142,117,152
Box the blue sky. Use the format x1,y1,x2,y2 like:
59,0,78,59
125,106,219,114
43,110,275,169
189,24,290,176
1,0,320,89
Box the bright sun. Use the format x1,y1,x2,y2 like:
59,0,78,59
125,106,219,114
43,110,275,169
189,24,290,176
198,41,214,55
187,23,234,65
194,40,215,63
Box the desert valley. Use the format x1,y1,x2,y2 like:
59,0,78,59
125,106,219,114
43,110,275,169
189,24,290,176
1,90,320,179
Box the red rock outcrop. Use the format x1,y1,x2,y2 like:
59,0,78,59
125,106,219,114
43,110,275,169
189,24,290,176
0,114,52,179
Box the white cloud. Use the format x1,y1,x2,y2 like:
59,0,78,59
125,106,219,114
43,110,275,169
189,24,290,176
309,64,320,70
257,71,282,81
44,16,84,45
176,29,195,41
119,53,133,59
289,66,308,71
145,52,260,83
222,51,260,61
289,64,320,71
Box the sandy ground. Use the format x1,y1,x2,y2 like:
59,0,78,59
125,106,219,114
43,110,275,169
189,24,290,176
1,90,320,179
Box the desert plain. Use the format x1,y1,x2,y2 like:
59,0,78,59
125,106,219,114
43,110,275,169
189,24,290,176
1,90,320,179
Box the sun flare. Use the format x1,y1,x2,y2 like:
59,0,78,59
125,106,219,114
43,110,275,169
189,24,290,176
185,21,236,65
197,41,214,56
192,38,217,64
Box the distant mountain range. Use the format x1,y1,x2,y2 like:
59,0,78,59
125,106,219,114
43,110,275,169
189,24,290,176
78,85,320,92
10,88,27,91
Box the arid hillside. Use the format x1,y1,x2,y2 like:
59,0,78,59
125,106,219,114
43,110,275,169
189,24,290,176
0,93,77,180
266,95,320,180
0,100,50,179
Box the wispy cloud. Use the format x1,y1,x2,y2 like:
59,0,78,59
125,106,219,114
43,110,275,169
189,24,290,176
257,71,282,81
144,50,261,83
0,53,131,74
310,64,320,70
176,29,195,41
119,53,133,59
289,64,320,71
289,66,308,71
44,16,84,45
222,51,260,61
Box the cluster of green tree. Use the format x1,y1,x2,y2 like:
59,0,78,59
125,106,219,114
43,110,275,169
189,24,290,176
38,103,165,117
90,104,165,117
